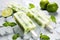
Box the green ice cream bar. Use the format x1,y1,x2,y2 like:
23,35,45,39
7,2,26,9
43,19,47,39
26,9,53,30
8,4,26,12
21,9,49,27
14,11,36,33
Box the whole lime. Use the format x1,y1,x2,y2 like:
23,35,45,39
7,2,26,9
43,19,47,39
40,0,49,10
47,3,58,12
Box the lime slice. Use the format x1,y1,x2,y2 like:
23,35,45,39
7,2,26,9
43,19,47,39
2,8,13,17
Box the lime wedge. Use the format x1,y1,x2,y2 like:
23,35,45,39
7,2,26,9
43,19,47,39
2,8,13,17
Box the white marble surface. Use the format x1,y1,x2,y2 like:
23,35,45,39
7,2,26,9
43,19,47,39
0,0,60,40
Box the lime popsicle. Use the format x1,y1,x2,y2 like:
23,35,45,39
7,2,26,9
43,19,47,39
14,11,36,33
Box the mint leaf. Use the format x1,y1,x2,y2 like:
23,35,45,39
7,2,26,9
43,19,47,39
3,21,17,27
40,33,50,40
50,15,56,23
9,22,17,27
29,3,35,9
3,21,10,27
12,34,20,40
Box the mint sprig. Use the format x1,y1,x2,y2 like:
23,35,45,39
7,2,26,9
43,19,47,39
50,15,56,23
29,3,35,9
3,21,17,27
12,34,20,40
40,33,50,40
